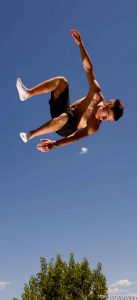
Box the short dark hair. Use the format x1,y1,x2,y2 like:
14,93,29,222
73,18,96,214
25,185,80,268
108,99,124,121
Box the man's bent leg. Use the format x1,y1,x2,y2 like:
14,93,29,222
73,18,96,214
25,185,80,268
20,113,68,142
16,77,68,101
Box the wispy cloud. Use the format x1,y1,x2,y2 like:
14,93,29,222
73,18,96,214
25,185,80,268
108,287,119,294
111,279,134,287
108,279,134,295
80,147,88,154
0,282,11,290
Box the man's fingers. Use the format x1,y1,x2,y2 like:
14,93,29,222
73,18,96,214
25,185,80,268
40,148,49,152
37,143,45,147
70,29,75,33
37,146,49,152
70,29,78,33
70,29,79,36
40,139,49,141
40,139,50,142
37,139,55,152
38,140,50,146
37,145,48,149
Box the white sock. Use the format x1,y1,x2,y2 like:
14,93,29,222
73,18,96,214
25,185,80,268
16,78,29,101
20,132,31,143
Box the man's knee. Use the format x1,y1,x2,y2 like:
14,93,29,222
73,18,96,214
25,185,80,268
58,112,68,124
54,77,68,98
58,77,68,89
54,113,68,129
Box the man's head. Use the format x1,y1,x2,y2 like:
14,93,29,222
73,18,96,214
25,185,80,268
95,99,124,121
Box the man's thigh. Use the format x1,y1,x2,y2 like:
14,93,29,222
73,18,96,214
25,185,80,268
53,77,68,99
49,85,70,118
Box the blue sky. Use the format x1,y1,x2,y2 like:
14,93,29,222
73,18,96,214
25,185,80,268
0,0,137,299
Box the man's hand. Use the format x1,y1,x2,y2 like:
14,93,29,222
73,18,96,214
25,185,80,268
37,139,56,153
70,29,82,46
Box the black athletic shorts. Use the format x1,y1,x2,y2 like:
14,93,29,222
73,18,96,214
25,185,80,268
49,85,77,137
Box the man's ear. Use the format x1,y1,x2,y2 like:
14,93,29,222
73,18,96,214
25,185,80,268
103,101,109,107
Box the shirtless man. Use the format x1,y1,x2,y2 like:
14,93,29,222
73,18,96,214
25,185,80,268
16,29,124,153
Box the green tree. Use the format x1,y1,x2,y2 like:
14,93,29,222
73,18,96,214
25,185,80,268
15,254,108,300
90,263,108,300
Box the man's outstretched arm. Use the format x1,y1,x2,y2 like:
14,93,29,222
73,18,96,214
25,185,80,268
37,127,96,153
70,29,101,93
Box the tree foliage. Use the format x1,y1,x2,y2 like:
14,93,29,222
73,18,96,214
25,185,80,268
15,254,108,300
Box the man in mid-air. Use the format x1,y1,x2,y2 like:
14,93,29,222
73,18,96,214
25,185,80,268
16,29,124,153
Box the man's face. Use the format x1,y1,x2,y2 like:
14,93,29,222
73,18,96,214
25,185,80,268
95,106,114,121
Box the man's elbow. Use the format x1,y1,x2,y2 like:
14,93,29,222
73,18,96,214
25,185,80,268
85,64,93,74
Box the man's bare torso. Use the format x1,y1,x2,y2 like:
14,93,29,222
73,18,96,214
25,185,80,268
70,90,104,133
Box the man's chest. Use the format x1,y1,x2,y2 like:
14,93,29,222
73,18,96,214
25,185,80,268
77,107,98,129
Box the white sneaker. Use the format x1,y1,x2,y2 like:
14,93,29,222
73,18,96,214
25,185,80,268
16,78,29,101
20,132,31,143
